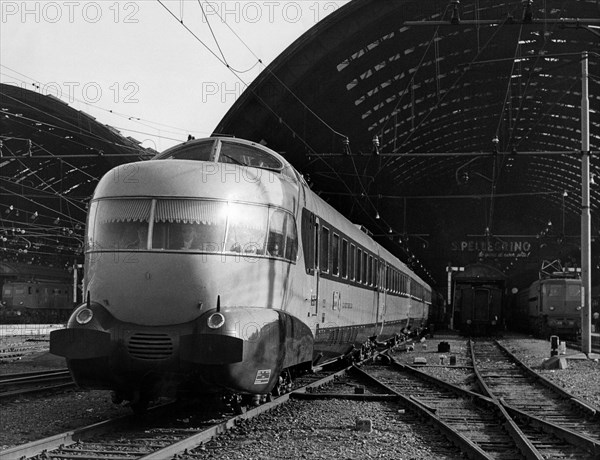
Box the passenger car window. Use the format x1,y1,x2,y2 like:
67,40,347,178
321,227,330,273
332,234,340,276
285,215,298,261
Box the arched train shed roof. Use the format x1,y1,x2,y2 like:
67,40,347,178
0,83,156,268
215,0,600,287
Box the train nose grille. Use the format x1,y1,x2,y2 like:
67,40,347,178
127,333,173,360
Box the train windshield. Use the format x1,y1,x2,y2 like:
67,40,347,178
153,139,295,178
545,285,564,297
542,282,582,304
87,199,151,250
87,198,298,261
218,141,283,171
154,139,215,160
566,283,582,300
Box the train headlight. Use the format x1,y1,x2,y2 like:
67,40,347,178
207,312,225,329
75,307,93,325
466,319,472,325
549,306,555,311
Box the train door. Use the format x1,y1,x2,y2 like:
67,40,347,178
473,288,491,321
313,218,320,318
376,260,386,335
300,209,320,320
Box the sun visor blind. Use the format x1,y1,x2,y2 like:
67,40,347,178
100,200,151,223
154,200,224,225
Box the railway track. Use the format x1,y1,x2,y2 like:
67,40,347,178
354,345,600,459
0,368,74,400
0,343,50,362
0,361,362,460
3,340,599,459
472,340,600,442
357,358,530,459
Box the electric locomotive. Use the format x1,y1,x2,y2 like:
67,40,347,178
513,274,582,338
50,137,431,409
1,280,72,323
1,262,75,324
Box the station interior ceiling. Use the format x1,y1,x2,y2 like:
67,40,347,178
1,0,599,291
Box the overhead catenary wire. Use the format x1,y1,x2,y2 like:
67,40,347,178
198,1,414,262
0,147,88,219
156,1,350,144
0,66,206,143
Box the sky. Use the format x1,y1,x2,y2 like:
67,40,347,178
1,0,349,152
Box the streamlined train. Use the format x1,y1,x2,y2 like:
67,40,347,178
452,263,506,336
50,137,431,410
511,275,583,339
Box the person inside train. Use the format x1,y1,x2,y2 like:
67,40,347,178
125,223,148,249
180,224,200,249
136,225,148,248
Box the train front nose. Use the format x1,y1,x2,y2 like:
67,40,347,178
50,304,186,397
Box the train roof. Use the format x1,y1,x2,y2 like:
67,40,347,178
153,136,306,185
305,175,428,289
455,263,507,282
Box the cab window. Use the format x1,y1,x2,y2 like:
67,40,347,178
88,199,151,251
218,142,283,171
154,139,215,160
88,198,297,262
223,203,268,255
153,200,227,251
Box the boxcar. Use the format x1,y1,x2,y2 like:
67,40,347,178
452,263,506,336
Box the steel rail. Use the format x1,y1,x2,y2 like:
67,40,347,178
0,368,69,382
0,369,74,401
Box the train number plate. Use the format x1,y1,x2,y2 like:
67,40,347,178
254,369,271,384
